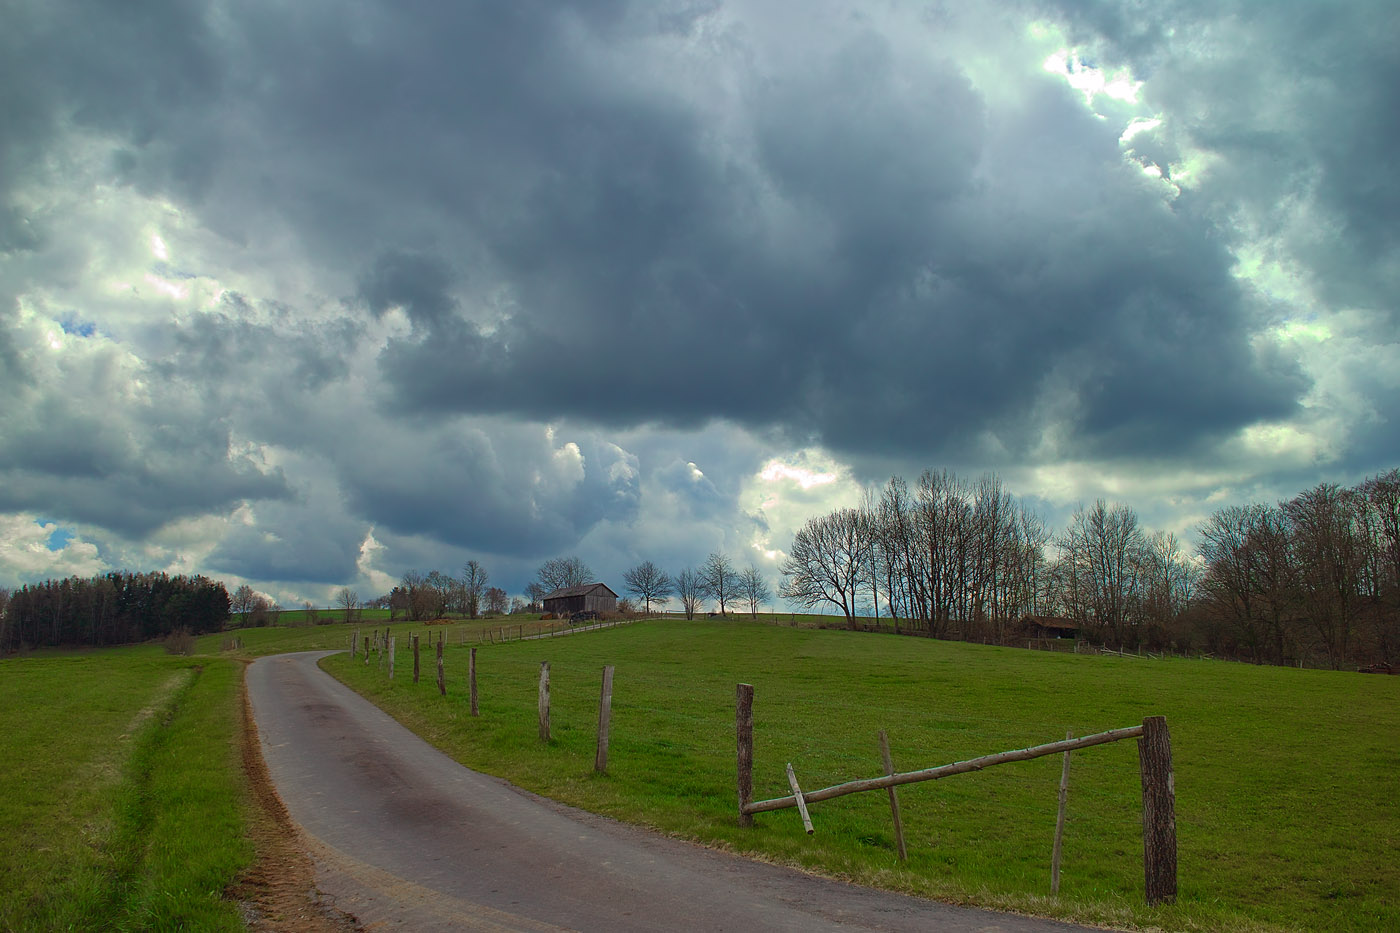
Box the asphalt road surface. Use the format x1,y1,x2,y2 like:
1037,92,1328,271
247,651,1103,932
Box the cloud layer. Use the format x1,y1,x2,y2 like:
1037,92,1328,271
2,1,1395,602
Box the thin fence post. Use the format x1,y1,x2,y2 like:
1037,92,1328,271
413,634,420,683
787,763,814,834
351,629,359,658
1139,716,1177,905
878,730,907,861
469,647,479,717
1052,730,1073,894
595,664,615,773
538,661,551,742
436,638,446,696
736,683,754,827
388,636,396,679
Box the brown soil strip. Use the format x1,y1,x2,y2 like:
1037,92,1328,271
230,668,362,933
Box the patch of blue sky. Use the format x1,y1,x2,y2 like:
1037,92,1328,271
58,313,96,337
35,518,75,551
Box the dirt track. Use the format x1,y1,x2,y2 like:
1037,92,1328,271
244,651,1101,932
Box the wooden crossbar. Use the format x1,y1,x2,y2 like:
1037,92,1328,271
743,725,1145,815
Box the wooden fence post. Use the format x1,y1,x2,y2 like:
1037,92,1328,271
595,665,615,773
469,647,479,717
1052,730,1073,894
538,662,551,742
412,634,420,683
878,730,907,861
1139,716,1177,905
388,636,396,679
435,638,446,696
351,630,359,658
737,683,754,827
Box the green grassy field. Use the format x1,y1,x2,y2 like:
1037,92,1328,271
0,648,250,931
324,619,1399,932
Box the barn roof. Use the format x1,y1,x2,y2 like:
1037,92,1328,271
1019,614,1079,631
542,583,618,601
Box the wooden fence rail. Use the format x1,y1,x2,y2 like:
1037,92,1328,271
742,724,1146,814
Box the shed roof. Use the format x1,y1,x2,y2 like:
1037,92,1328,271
1020,614,1079,631
542,583,618,601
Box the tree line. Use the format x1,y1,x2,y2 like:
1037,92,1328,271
620,552,771,619
780,468,1400,668
0,572,230,651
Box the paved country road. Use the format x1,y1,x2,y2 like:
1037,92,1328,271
247,651,1106,933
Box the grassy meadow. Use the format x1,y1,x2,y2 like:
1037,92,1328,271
0,648,250,932
325,619,1399,932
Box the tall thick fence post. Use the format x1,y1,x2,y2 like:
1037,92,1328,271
737,683,754,827
595,664,615,773
538,661,551,742
412,634,420,683
435,638,446,696
388,636,396,679
469,647,479,716
1138,716,1177,905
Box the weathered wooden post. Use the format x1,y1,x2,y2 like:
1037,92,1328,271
351,630,359,658
595,665,615,773
878,730,907,861
435,637,446,696
412,634,420,683
469,647,479,717
1138,716,1177,905
388,636,396,679
1052,730,1073,893
736,683,754,827
538,662,551,742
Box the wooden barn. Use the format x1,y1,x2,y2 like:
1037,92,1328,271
542,583,618,619
1019,614,1080,639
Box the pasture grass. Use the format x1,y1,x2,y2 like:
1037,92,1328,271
0,649,250,931
324,619,1399,932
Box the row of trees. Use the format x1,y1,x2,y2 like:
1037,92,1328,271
621,552,771,619
384,560,510,621
780,467,1400,667
0,572,230,651
1196,472,1400,667
781,472,1052,635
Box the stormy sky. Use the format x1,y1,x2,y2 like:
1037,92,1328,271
2,0,1397,606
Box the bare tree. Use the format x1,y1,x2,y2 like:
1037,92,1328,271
1054,500,1145,647
231,584,258,623
622,560,673,614
675,568,706,620
461,560,489,619
484,586,508,616
780,509,870,628
702,552,739,615
536,556,593,594
336,587,359,623
738,565,771,618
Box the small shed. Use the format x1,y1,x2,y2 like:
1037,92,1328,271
1020,614,1080,639
542,583,618,619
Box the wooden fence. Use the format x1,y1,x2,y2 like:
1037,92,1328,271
736,683,1178,906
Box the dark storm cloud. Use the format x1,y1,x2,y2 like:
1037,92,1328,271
365,10,1303,460
1047,0,1400,317
6,1,1320,468
208,501,365,585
